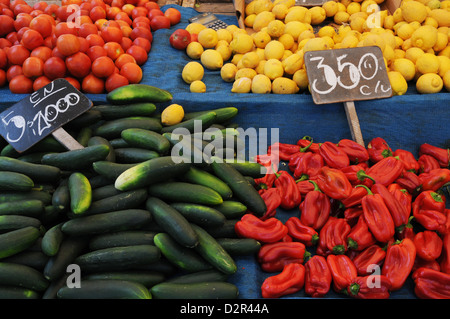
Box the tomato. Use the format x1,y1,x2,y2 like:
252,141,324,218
32,75,51,91
132,16,150,26
105,72,128,92
103,41,124,60
115,53,135,68
133,37,151,53
6,32,18,45
131,6,148,19
90,0,106,10
22,56,44,78
106,6,121,19
56,5,72,22
44,4,59,19
115,11,132,25
82,73,104,93
65,51,91,78
90,5,106,21
0,69,6,87
120,36,132,51
64,76,80,90
91,55,115,78
0,15,14,37
148,8,163,20
164,7,181,26
86,45,107,62
9,74,33,93
31,46,52,62
120,62,142,84
0,38,12,49
150,15,171,31
121,4,135,16
78,36,89,52
33,2,49,11
21,28,45,50
17,26,30,42
86,33,105,47
13,4,33,16
54,22,78,37
126,44,147,65
101,26,123,43
78,22,99,38
6,65,23,82
29,16,52,38
51,46,66,59
0,49,7,69
56,34,80,56
6,44,30,65
130,26,152,42
110,0,125,9
169,28,191,50
144,1,159,11
43,56,67,79
30,9,44,18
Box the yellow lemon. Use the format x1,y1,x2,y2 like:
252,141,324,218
245,0,256,15
185,23,206,35
230,33,255,54
443,69,450,91
334,11,350,25
401,0,428,23
186,41,204,60
241,51,261,69
424,17,439,29
231,77,252,93
347,2,361,15
391,58,416,81
293,68,309,91
298,30,315,42
161,104,185,126
200,49,224,70
272,3,289,20
198,28,219,49
264,58,284,80
284,21,310,39
282,52,303,75
416,53,440,74
252,11,276,32
255,59,267,74
392,7,403,23
427,0,441,9
272,77,300,94
244,14,257,28
303,37,329,53
362,33,386,52
439,46,450,59
221,63,238,82
235,67,258,80
267,19,285,38
231,53,243,66
416,73,444,93
226,24,240,35
264,40,285,60
341,34,360,48
285,6,311,23
388,71,408,95
318,25,336,38
428,9,450,27
278,33,295,50
437,56,450,77
182,61,204,84
405,47,425,64
394,49,406,59
190,80,206,93
322,1,339,17
361,0,377,13
253,0,274,14
384,15,395,30
309,6,327,25
215,42,232,62
252,30,271,49
397,23,415,41
251,74,272,93
350,16,366,33
273,0,295,7
216,28,233,44
433,32,449,52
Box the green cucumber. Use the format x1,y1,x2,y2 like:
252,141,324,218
182,166,233,199
57,279,152,299
106,84,172,105
92,161,137,180
76,127,92,147
153,232,212,272
61,209,152,236
183,107,238,124
17,152,51,163
0,171,34,192
89,230,157,250
0,156,61,183
204,219,239,238
114,148,159,163
94,117,162,139
83,270,165,288
89,175,114,189
213,201,248,219
0,226,41,259
148,182,223,205
41,222,64,257
91,184,122,201
1,136,66,158
224,159,267,178
161,111,217,134
64,110,102,130
170,203,226,227
166,269,228,284
145,197,198,248
68,172,92,215
0,215,41,232
92,102,157,119
41,145,110,171
190,224,237,275
151,281,239,299
0,190,52,205
87,136,115,162
163,133,209,166
121,128,171,154
0,262,49,291
0,286,40,299
216,238,261,256
0,200,44,217
115,156,191,191
1,250,49,271
52,184,69,211
109,138,130,148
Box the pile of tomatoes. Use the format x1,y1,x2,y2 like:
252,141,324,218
0,0,181,94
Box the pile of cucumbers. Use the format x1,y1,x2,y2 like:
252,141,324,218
0,85,268,299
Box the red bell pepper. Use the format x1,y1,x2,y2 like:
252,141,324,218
258,241,310,272
314,166,353,200
371,183,409,230
292,152,324,180
367,137,393,163
305,255,332,297
261,263,305,298
418,154,441,174
412,257,441,274
382,238,416,291
352,244,386,276
297,136,320,153
347,275,391,299
360,185,395,243
257,187,282,220
299,181,331,230
344,206,364,226
413,190,446,213
413,267,450,299
395,170,422,196
340,164,369,186
419,143,450,168
316,216,351,256
285,216,319,246
440,233,450,274
326,254,358,293
273,170,302,210
358,156,404,187
388,184,412,219
418,168,450,192
296,179,315,195
396,217,416,241
413,230,443,261
393,148,420,173
318,141,350,169
347,215,376,251
412,190,447,234
268,141,312,162
338,138,369,164
340,185,369,209
235,214,288,243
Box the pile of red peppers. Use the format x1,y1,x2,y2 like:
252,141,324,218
235,136,450,299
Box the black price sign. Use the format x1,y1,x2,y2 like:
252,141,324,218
0,79,92,152
304,46,392,104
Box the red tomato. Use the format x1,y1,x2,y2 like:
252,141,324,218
103,41,124,60
0,49,7,69
115,11,132,25
0,38,12,49
169,28,191,50
86,33,105,47
78,22,98,38
131,6,148,19
148,8,163,20
44,56,67,79
33,2,49,11
86,45,107,62
56,5,72,22
78,36,89,52
6,44,30,65
9,74,33,93
0,15,14,37
144,1,159,11
91,55,115,78
133,37,151,53
115,53,136,69
120,62,142,83
105,72,128,92
54,22,78,37
132,16,150,27
120,36,132,51
44,4,59,19
22,56,44,78
29,16,52,38
64,76,80,90
106,6,121,19
150,15,171,31
56,34,80,56
6,32,18,45
126,44,147,65
51,46,66,59
21,29,44,50
14,13,32,32
30,46,52,62
13,4,33,16
90,5,106,21
82,73,104,93
65,51,91,78
6,65,23,82
33,75,51,91
0,69,5,87
130,26,152,42
110,0,125,8
101,26,123,43
164,7,181,26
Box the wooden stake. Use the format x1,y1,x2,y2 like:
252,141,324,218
52,127,84,151
344,101,364,147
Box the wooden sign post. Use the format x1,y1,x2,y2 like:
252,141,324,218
304,46,392,147
0,79,92,152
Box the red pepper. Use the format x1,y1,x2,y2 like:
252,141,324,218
292,152,324,180
413,190,446,213
258,241,310,272
418,154,441,174
393,148,420,173
296,179,315,196
360,185,396,243
235,214,288,243
388,184,412,218
340,185,368,209
358,156,404,187
344,206,364,226
397,218,416,241
305,255,332,297
273,170,302,210
316,216,351,256
352,244,386,276
257,188,282,220
412,257,441,274
340,164,369,186
268,141,311,162
412,190,447,234
382,238,416,291
318,141,350,169
297,136,320,153
347,215,376,251
395,170,422,196
347,275,391,299
285,216,319,246
419,143,450,168
337,138,369,164
445,209,450,234
314,166,353,200
299,181,331,230
413,267,450,299
418,168,450,192
413,230,443,261
261,263,305,298
367,137,393,163
326,254,358,293
440,233,450,274
371,183,409,230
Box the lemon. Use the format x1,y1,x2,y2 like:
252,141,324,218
394,49,406,59
433,32,448,52
273,0,295,7
245,0,256,15
235,67,258,80
443,69,450,91
384,15,395,30
361,0,377,13
221,63,238,82
198,28,219,49
416,73,443,93
200,49,223,70
309,7,327,25
226,24,240,35
303,37,329,53
350,16,366,33
322,1,339,17
298,30,315,42
251,74,272,93
272,3,289,19
428,9,450,27
392,8,403,23
285,6,311,23
278,33,295,50
186,23,206,35
182,61,204,84
284,21,310,40
439,46,450,59
244,14,257,28
388,71,408,95
341,34,360,48
264,58,284,80
251,31,271,49
264,40,285,60
424,17,439,29
391,58,416,81
186,41,204,60
252,11,276,31
231,53,243,66
215,42,232,62
267,19,285,38
318,25,336,39
293,68,309,91
410,25,438,51
401,1,428,23
416,53,440,74
397,23,415,41
363,33,386,52
230,33,255,54
255,59,267,74
405,47,425,63
282,52,303,75
161,104,185,126
437,56,450,77
253,0,274,14
272,77,299,94
216,29,232,44
334,11,350,25
231,77,252,93
241,51,261,69
190,80,206,93
347,2,361,15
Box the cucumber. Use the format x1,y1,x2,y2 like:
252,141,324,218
68,172,92,215
89,175,114,189
213,201,248,219
57,279,152,299
170,203,226,227
121,128,171,154
106,84,172,105
182,166,233,200
224,159,267,178
109,138,130,148
83,270,165,288
41,222,64,257
190,224,237,275
0,286,40,299
17,152,50,163
153,232,212,273
115,156,191,191
1,136,66,158
163,133,209,166
0,190,52,205
0,171,34,192
183,107,238,124
151,281,239,299
92,102,157,119
204,219,239,238
95,117,162,139
92,184,122,201
52,184,69,211
0,250,49,271
161,111,217,134
61,209,152,236
148,182,223,206
145,197,198,248
93,161,137,180
87,136,115,162
41,145,110,171
0,262,49,291
166,269,228,284
0,200,44,217
0,156,61,183
74,245,161,273
210,158,266,217
114,148,160,163
216,238,261,256
89,230,157,250
64,110,102,130
76,127,92,147
0,226,41,259
0,215,41,232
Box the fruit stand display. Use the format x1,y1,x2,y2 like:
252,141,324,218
0,0,448,301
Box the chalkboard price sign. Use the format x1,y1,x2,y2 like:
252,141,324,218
304,46,392,104
0,78,92,152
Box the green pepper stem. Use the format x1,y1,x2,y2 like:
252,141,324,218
295,175,309,183
355,184,373,195
308,180,322,192
356,170,376,184
348,283,360,296
299,140,313,152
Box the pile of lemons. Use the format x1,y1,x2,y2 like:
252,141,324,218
180,0,450,95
